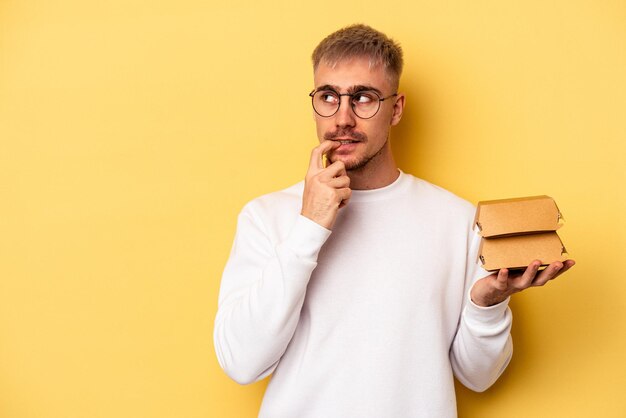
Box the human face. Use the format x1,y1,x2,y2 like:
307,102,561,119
312,57,404,171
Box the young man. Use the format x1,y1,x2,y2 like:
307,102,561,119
214,24,574,417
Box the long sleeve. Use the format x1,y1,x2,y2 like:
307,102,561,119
450,295,513,391
214,203,331,385
219,175,513,417
449,229,513,392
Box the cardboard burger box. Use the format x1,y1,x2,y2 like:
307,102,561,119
474,195,568,271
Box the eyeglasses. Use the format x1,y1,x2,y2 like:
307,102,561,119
309,89,398,119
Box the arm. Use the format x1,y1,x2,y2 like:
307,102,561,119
450,291,513,392
214,210,331,384
451,231,576,391
449,231,513,392
214,141,350,384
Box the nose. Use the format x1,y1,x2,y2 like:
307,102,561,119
334,96,357,128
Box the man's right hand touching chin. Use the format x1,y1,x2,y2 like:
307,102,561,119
300,140,352,230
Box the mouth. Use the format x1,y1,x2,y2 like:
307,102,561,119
333,138,360,145
330,138,361,155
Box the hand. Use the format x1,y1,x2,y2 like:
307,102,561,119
470,259,576,307
301,140,352,230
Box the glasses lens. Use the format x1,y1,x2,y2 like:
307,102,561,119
351,91,381,119
312,90,339,117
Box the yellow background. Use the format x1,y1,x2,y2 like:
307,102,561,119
1,0,625,417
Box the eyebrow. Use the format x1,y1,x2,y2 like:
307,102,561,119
314,84,383,95
348,84,383,95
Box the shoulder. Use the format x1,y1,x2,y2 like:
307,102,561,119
402,173,476,217
242,181,303,215
237,181,304,236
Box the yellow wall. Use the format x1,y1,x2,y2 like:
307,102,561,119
1,1,624,417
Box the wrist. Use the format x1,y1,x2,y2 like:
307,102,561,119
471,294,507,307
470,284,511,307
300,207,334,230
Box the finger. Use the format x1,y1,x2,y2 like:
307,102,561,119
319,160,347,180
495,268,509,291
328,175,350,189
563,259,576,270
532,261,565,286
518,260,541,289
336,187,352,206
549,259,576,280
309,141,341,173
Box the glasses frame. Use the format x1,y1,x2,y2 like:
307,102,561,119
308,89,398,119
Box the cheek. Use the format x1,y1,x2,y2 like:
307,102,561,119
363,122,391,146
380,107,396,125
367,119,390,136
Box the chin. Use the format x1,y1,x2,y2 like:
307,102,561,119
329,154,368,171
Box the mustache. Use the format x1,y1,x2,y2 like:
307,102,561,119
324,129,367,142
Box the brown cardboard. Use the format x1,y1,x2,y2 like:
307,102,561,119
474,195,563,238
479,232,568,271
475,195,569,271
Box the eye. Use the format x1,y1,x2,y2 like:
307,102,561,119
352,91,377,104
319,91,339,104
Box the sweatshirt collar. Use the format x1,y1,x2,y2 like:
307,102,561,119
348,170,410,202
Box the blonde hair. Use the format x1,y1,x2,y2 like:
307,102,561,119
311,24,404,90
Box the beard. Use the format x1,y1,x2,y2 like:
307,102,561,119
324,128,388,171
342,142,388,171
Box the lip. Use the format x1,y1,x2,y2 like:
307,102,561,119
332,140,360,153
332,138,361,143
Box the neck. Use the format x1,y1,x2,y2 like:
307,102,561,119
348,142,399,190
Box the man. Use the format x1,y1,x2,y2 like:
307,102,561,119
214,24,575,417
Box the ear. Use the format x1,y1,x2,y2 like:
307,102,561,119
390,93,405,126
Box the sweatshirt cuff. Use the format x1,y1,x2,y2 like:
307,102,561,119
464,294,511,327
281,215,332,260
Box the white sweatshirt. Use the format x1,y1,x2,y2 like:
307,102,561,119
214,172,512,418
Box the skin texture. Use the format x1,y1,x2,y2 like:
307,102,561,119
312,57,405,190
300,56,575,306
470,259,576,306
301,140,351,230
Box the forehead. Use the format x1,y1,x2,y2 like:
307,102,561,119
313,57,392,92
